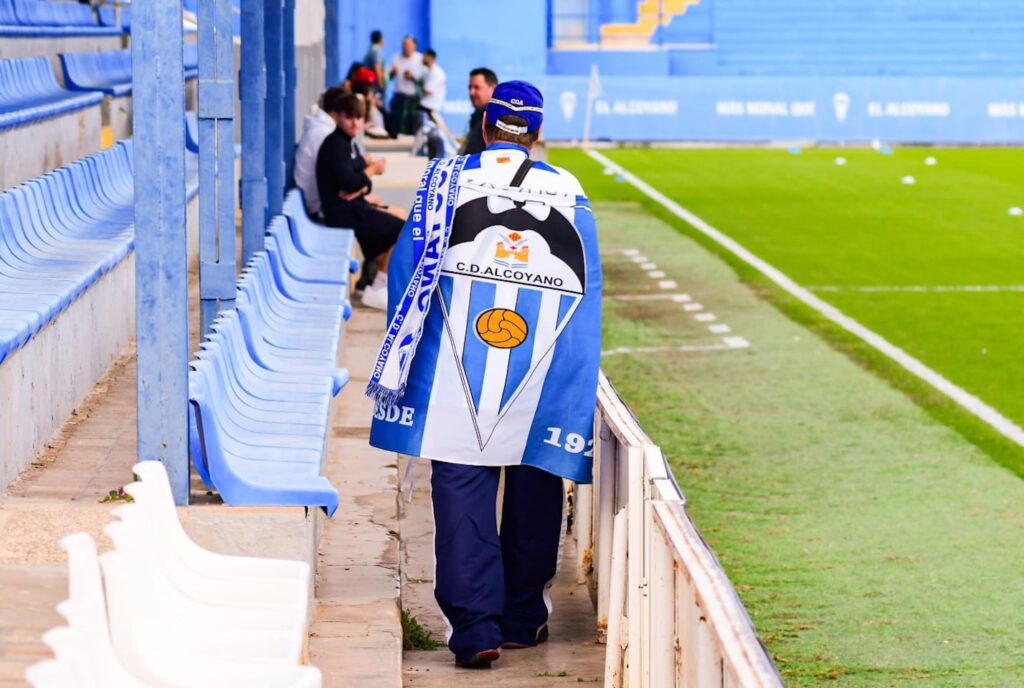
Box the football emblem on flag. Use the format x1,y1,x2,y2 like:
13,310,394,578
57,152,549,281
476,308,529,348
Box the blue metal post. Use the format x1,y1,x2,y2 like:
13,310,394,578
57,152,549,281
198,0,238,336
283,0,296,185
132,0,189,504
324,0,340,87
240,0,267,265
264,0,284,217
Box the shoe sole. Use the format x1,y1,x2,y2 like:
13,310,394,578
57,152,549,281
501,626,549,650
456,649,501,668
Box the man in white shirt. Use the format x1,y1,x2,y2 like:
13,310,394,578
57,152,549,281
293,87,344,215
417,49,448,158
418,49,446,113
387,35,423,137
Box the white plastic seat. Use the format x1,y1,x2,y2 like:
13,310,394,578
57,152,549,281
129,461,311,583
55,532,151,687
111,486,308,611
101,527,305,663
24,659,78,688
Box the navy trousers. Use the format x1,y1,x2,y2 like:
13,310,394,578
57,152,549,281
430,461,565,662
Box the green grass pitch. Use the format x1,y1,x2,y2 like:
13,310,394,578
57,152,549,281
550,147,1024,686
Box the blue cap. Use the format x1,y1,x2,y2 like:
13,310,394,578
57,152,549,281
485,80,544,135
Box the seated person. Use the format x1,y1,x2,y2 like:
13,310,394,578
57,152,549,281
316,93,406,310
294,87,346,216
350,67,390,139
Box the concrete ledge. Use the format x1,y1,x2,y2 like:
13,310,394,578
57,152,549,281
0,104,101,189
0,254,136,489
0,35,125,61
105,94,132,143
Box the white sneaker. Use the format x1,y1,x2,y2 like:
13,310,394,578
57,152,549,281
361,284,388,310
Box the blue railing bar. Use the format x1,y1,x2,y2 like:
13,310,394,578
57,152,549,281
240,0,267,265
132,0,190,505
283,0,296,186
324,0,340,88
198,0,239,336
264,0,284,219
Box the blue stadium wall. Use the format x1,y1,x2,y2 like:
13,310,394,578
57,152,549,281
331,0,1024,143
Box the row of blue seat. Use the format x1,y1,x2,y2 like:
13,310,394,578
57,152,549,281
0,0,124,35
188,190,357,515
0,56,101,130
60,45,198,98
0,47,198,131
0,139,199,366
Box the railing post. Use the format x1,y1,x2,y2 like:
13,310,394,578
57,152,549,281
597,418,616,625
575,483,593,584
323,0,340,87
240,0,267,264
283,0,297,183
264,0,284,217
132,0,189,504
626,444,645,687
197,0,238,336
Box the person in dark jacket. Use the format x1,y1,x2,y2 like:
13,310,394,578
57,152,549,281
316,93,405,310
458,67,498,156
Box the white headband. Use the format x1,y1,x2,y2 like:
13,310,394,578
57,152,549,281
494,119,529,135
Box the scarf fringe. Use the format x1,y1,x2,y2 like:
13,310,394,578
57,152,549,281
365,381,404,409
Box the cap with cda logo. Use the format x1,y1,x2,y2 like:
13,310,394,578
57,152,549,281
485,80,543,135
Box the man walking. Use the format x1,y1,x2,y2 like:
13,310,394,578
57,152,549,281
366,81,602,669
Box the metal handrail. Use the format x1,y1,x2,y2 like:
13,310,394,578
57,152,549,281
574,372,783,687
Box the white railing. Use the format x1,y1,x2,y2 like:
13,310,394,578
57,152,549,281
574,373,783,688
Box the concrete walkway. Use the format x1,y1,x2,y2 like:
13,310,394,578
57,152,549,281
400,459,605,686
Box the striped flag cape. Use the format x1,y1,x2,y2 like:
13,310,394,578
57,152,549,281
368,151,602,483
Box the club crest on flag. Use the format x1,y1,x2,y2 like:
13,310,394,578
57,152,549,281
438,195,588,449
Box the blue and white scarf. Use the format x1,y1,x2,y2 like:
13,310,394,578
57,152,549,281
365,155,468,406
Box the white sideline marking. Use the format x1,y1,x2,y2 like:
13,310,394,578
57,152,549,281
587,148,1024,448
695,313,717,322
649,270,667,279
631,255,649,263
709,324,732,334
602,343,745,357
683,303,703,312
659,280,678,289
723,336,751,349
808,284,1024,294
622,248,640,256
640,262,658,270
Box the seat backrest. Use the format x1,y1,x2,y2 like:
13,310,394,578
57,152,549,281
13,0,96,27
60,49,131,90
0,0,17,25
0,56,61,105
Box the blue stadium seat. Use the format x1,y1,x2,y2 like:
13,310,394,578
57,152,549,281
0,137,200,366
60,49,132,97
0,56,103,130
0,0,122,35
97,5,129,28
60,47,199,99
187,205,356,516
13,0,95,26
